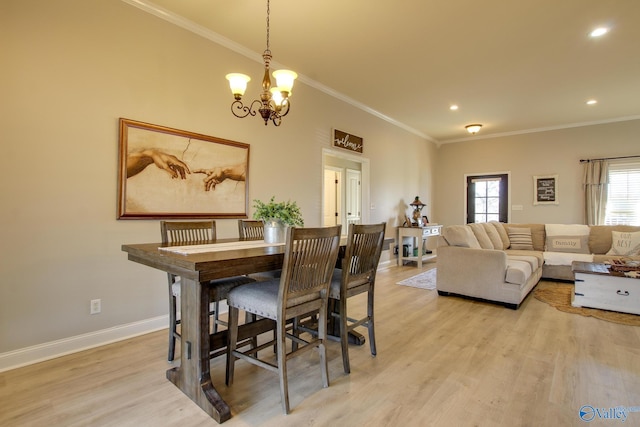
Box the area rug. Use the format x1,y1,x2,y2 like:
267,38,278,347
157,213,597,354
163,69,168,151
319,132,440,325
533,281,640,326
397,268,437,290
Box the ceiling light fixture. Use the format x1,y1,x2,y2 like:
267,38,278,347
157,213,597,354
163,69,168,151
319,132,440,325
590,27,609,38
586,99,597,105
450,105,459,111
465,124,482,135
225,0,297,126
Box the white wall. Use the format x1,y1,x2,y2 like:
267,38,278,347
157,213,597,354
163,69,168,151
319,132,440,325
434,119,640,226
0,0,434,363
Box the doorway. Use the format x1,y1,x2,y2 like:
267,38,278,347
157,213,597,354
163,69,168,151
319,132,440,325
322,149,369,233
465,173,509,223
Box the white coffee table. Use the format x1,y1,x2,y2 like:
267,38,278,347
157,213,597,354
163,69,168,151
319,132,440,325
572,261,640,315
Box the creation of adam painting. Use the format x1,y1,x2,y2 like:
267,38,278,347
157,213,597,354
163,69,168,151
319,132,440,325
117,118,249,219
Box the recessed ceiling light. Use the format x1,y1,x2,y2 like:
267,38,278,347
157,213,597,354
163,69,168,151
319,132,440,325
590,27,609,38
586,99,597,105
450,105,459,111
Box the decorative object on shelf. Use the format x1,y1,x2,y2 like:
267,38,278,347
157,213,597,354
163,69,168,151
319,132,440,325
253,196,304,243
225,0,297,127
465,124,482,134
409,196,426,225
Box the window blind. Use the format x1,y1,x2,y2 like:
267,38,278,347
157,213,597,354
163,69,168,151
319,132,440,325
604,161,640,226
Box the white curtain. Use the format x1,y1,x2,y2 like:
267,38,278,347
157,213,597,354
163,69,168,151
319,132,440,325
582,160,609,225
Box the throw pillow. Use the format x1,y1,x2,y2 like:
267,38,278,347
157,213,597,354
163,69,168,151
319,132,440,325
507,227,534,251
469,223,494,249
442,225,481,249
545,235,590,254
606,231,640,256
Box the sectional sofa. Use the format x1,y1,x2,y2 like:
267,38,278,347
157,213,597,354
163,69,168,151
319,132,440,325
436,222,640,309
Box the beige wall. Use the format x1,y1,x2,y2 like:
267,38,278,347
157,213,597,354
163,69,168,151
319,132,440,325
434,119,640,226
0,0,433,357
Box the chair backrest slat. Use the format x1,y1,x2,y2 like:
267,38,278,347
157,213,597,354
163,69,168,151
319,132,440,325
160,220,217,245
343,222,386,283
238,220,265,240
279,226,341,310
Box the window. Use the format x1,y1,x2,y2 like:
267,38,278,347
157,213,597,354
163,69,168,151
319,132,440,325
604,161,640,226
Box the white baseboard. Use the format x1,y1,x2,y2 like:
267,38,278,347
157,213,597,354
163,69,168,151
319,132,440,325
0,315,169,373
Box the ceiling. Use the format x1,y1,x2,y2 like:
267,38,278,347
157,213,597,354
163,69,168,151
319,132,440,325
130,0,640,143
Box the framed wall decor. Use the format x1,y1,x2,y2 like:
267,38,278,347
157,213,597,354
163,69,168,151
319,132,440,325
533,174,558,205
117,118,249,219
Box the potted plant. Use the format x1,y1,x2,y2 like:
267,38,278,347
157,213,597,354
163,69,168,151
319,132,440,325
253,196,304,243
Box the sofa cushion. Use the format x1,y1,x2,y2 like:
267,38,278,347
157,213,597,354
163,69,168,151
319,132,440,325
589,225,640,254
545,224,590,236
544,251,594,266
507,255,540,271
607,230,640,256
545,235,590,254
509,223,546,251
505,259,532,286
482,223,504,250
442,225,481,248
489,221,510,249
469,223,494,249
507,227,534,251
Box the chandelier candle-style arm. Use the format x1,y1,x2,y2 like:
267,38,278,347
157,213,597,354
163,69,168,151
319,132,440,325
224,0,297,126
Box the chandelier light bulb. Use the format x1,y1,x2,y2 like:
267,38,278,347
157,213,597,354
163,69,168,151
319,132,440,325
226,73,251,99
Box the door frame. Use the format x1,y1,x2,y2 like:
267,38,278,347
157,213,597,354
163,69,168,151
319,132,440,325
463,171,511,224
322,148,370,231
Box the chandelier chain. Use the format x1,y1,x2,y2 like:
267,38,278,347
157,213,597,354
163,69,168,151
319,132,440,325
265,0,271,54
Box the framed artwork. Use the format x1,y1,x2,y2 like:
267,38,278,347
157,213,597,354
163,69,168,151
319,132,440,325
533,174,558,205
118,118,249,219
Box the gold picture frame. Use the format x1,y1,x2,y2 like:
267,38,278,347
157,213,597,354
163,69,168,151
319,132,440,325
118,118,250,219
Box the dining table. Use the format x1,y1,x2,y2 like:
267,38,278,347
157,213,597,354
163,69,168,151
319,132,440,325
121,236,392,423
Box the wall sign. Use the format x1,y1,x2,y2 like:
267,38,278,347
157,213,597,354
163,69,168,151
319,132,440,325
533,174,559,205
333,129,363,153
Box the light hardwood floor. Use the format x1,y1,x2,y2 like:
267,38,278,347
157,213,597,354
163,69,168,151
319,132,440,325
2,265,640,427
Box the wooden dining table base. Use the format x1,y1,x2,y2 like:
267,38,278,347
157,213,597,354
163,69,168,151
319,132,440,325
164,276,275,423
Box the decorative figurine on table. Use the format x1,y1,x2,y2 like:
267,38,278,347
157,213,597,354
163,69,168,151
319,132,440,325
409,196,426,226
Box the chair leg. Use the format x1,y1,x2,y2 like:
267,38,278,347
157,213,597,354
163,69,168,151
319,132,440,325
213,301,220,334
277,319,290,414
168,294,178,362
225,306,240,386
368,287,377,356
339,296,350,374
318,300,330,388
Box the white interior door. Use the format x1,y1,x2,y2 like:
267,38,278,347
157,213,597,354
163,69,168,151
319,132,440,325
323,168,341,226
346,168,361,226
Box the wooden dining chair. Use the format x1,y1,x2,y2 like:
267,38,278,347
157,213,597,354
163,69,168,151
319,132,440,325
329,222,386,374
225,225,342,414
160,220,256,362
237,219,265,240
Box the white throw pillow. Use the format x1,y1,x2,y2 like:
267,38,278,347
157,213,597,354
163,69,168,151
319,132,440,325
545,235,590,254
606,231,640,256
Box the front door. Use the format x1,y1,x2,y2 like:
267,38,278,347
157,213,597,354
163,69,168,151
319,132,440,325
466,174,509,223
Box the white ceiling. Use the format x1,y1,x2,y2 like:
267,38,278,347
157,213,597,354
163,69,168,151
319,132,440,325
129,0,640,143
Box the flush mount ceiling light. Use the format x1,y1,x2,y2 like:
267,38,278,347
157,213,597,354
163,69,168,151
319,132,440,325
465,124,482,134
590,27,609,38
225,0,297,126
586,99,598,105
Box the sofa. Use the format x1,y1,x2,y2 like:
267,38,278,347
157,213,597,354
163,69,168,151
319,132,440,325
436,222,640,309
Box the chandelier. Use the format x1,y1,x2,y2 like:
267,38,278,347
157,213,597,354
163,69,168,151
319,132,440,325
225,0,297,126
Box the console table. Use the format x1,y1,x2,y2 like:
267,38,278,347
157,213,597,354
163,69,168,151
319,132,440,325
397,224,442,268
572,261,640,315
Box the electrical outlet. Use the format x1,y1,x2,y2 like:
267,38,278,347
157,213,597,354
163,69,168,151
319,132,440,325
90,299,101,315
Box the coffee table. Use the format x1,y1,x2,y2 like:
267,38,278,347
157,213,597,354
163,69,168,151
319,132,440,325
571,261,640,315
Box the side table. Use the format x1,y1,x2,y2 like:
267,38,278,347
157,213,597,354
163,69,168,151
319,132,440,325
397,225,442,268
